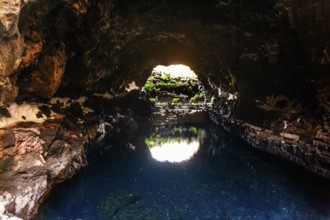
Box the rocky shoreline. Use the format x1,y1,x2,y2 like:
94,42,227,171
0,93,329,219
0,120,87,220
0,95,144,219
209,96,330,179
0,0,329,219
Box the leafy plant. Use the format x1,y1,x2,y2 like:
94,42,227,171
145,137,156,147
190,127,198,134
144,79,160,92
172,97,180,103
210,96,216,104
145,133,170,148
161,74,170,82
190,92,205,102
149,96,158,103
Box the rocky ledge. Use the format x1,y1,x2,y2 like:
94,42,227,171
209,96,330,179
0,93,144,219
0,0,329,218
0,120,86,220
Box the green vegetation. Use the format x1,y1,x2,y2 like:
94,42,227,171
145,127,203,149
144,136,156,147
149,96,158,103
145,132,190,148
210,96,216,104
143,73,198,93
190,127,198,135
172,97,180,103
190,92,205,102
143,69,207,109
145,133,170,148
161,74,170,82
144,78,159,92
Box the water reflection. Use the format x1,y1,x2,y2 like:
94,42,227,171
145,126,204,163
150,141,200,162
35,125,330,220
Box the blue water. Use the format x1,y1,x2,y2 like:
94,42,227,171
35,125,330,220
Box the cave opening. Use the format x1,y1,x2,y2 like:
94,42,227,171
139,64,210,163
1,0,330,219
142,64,210,125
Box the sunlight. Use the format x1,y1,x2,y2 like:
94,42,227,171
152,64,198,79
149,140,200,163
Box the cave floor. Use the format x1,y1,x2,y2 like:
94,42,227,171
35,124,330,220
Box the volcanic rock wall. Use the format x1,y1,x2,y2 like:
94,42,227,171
0,0,329,218
0,0,329,186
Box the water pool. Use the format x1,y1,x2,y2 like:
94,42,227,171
35,125,330,220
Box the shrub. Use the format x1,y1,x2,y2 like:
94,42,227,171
172,97,180,103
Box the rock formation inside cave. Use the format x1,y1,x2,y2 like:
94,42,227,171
0,0,329,219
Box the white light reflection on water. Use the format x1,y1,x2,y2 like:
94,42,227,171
150,140,200,163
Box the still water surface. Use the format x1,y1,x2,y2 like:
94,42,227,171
35,125,330,220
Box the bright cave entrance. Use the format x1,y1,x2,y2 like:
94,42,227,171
142,64,209,163
143,64,209,125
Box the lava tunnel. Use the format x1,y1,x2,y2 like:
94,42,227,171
0,0,330,219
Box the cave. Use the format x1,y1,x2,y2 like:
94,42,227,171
0,0,330,219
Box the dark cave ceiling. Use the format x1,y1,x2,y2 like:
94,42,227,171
0,0,329,125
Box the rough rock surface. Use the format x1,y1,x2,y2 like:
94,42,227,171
0,0,329,219
277,0,330,65
209,93,330,179
0,0,24,105
0,120,86,219
0,93,143,219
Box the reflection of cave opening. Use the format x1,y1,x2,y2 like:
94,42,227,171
145,126,206,163
142,64,210,162
143,64,210,126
